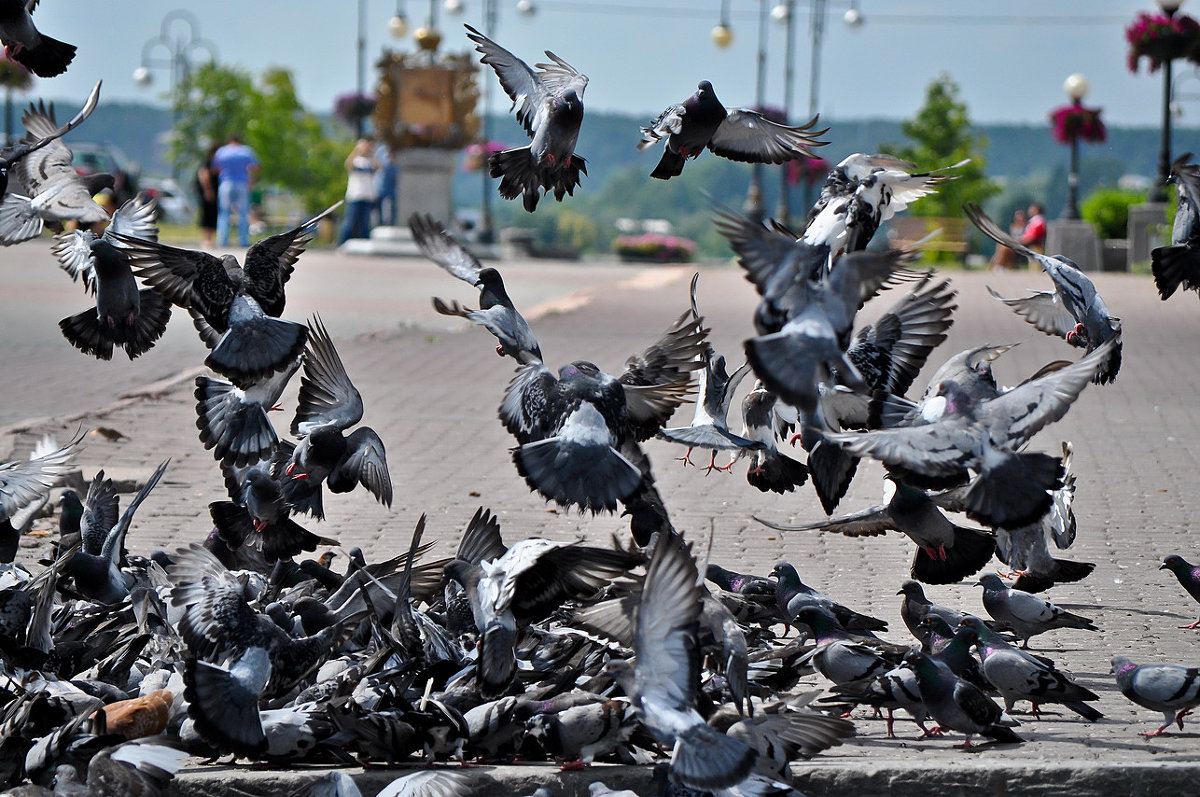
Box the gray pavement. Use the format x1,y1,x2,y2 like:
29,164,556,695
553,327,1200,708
5,244,1200,795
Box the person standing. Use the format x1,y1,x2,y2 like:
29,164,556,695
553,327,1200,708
212,133,259,247
338,137,378,244
1020,202,1047,254
374,141,399,228
195,143,220,249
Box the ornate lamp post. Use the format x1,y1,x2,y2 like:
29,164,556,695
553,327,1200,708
1060,74,1089,220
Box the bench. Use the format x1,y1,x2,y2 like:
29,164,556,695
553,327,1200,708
887,215,969,254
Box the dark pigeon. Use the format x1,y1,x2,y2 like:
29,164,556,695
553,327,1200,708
637,80,827,180
194,358,300,467
773,562,887,633
0,0,75,77
738,382,809,495
465,24,588,212
1151,153,1200,299
1161,554,1200,629
904,649,1022,748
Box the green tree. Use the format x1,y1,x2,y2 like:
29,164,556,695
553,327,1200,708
886,73,998,219
169,62,349,215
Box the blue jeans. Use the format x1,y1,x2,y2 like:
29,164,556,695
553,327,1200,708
339,199,374,243
217,180,251,247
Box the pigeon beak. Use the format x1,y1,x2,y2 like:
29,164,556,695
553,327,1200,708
1159,563,1169,570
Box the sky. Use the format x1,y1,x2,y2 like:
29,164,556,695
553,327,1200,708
25,0,1200,129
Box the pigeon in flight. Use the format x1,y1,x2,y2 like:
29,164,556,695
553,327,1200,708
0,0,76,77
737,382,809,495
51,190,158,290
1151,153,1200,299
194,357,300,468
409,211,541,364
1111,656,1200,737
0,429,83,526
0,78,99,202
276,316,392,515
976,573,1097,649
966,203,1121,384
637,80,828,180
1161,554,1200,629
465,24,588,212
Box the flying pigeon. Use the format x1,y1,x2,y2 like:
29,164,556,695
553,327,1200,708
276,315,392,514
211,461,337,563
1151,153,1200,299
465,24,588,212
976,573,1097,648
0,0,76,77
51,191,159,290
737,383,809,495
903,649,1022,748
967,203,1121,384
0,79,99,202
637,80,827,180
756,476,996,585
57,238,172,361
194,357,301,467
409,211,542,364
821,339,1117,530
1111,655,1200,737
1161,554,1200,629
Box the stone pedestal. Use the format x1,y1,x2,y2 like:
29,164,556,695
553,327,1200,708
1127,202,1169,271
395,148,458,226
1045,219,1102,271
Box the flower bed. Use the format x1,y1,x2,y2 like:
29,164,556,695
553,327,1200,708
613,233,696,263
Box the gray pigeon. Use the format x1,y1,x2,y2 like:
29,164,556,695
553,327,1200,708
0,0,75,77
637,80,827,180
0,430,82,526
792,606,897,689
194,357,301,468
0,79,99,201
51,191,158,289
738,382,809,495
409,211,542,364
465,24,588,212
1152,153,1200,299
1111,655,1200,737
903,649,1022,748
527,699,634,767
967,203,1121,384
977,573,1097,648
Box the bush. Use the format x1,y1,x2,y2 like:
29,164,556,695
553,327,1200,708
1081,187,1146,239
612,233,696,262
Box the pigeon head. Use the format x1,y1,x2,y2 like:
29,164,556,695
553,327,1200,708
1110,655,1138,676
559,361,600,381
975,574,1006,591
771,562,802,589
957,615,988,634
696,80,715,97
1161,555,1190,572
919,615,955,639
896,580,925,598
931,380,973,417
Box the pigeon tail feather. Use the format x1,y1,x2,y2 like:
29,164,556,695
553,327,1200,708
514,437,641,514
807,439,857,514
206,316,308,387
910,526,996,585
477,621,517,699
746,452,810,495
11,34,76,78
0,193,43,245
963,451,1063,530
650,148,687,180
59,308,115,361
1011,559,1095,594
1150,243,1200,300
672,722,757,790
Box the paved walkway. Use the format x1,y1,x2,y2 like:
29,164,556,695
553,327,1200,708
5,246,1200,794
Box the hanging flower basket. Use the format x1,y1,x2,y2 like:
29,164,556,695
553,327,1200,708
333,91,378,127
1050,103,1107,145
787,156,829,187
1126,11,1200,73
613,233,696,263
462,140,505,172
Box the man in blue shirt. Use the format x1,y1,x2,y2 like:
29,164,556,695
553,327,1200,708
211,133,259,247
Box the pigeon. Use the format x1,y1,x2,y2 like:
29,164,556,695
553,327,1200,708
903,649,1022,748
465,24,588,212
0,433,73,560
0,79,99,202
658,274,762,472
1151,153,1200,300
0,0,76,77
967,203,1121,385
895,580,973,649
756,476,996,585
409,212,542,364
194,357,301,467
793,606,897,688
706,700,854,779
1111,655,1200,737
821,339,1117,530
1160,554,1200,629
0,94,113,244
737,383,809,495
276,315,392,514
773,562,887,633
604,533,757,792
51,191,159,290
57,238,173,361
957,617,1101,721
1,431,83,528
211,461,337,563
637,80,827,180
526,699,634,768
976,573,1097,648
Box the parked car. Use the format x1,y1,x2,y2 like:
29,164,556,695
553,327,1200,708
71,141,140,207
140,178,195,225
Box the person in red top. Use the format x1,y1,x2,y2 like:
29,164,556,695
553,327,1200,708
1020,203,1047,253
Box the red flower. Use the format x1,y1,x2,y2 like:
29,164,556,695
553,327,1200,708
1050,104,1106,145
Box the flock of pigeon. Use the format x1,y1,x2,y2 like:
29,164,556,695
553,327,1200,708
1,12,1200,797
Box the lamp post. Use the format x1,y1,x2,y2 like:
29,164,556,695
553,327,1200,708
743,0,769,225
1153,0,1184,202
1062,73,1088,220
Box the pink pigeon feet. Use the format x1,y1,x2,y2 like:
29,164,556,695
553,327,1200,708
702,452,735,475
1179,619,1200,629
676,447,696,467
1065,322,1087,345
1177,709,1194,730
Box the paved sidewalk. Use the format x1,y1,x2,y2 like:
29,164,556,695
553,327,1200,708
6,251,1200,794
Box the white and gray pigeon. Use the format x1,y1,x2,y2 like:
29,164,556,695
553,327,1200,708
737,382,809,495
658,274,762,472
0,79,99,202
967,203,1121,385
977,573,1097,649
51,191,159,290
1151,153,1200,300
637,80,827,180
1111,655,1200,737
605,533,758,792
194,356,301,468
409,211,542,364
0,430,81,526
465,24,588,212
0,0,76,77
821,338,1117,530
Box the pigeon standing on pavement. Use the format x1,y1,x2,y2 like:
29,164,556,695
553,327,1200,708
967,203,1121,385
773,562,887,632
465,24,588,212
976,573,1097,648
0,0,75,77
896,580,972,648
1111,656,1200,737
903,649,1022,748
1151,153,1200,300
1160,554,1200,629
636,80,827,180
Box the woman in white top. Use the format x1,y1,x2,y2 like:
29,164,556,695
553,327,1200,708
338,137,379,244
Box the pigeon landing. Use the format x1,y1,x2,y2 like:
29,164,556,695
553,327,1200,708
1151,153,1200,300
637,80,827,180
0,79,99,202
0,0,76,77
465,24,588,212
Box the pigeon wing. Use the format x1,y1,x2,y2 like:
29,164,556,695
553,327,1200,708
327,427,392,507
291,315,364,435
634,534,701,710
50,229,99,292
409,211,484,284
499,361,557,443
823,422,976,478
243,203,339,317
0,431,82,520
465,24,547,138
708,110,828,164
986,286,1075,338
111,232,232,312
107,193,160,243
754,505,894,537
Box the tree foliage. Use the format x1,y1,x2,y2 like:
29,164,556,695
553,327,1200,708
885,73,998,219
169,62,349,215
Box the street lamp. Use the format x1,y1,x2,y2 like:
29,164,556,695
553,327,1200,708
389,0,410,38
1063,73,1089,220
1153,0,1184,202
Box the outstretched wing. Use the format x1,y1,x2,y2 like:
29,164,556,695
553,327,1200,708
465,24,547,138
709,110,828,163
291,315,364,436
243,203,341,317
